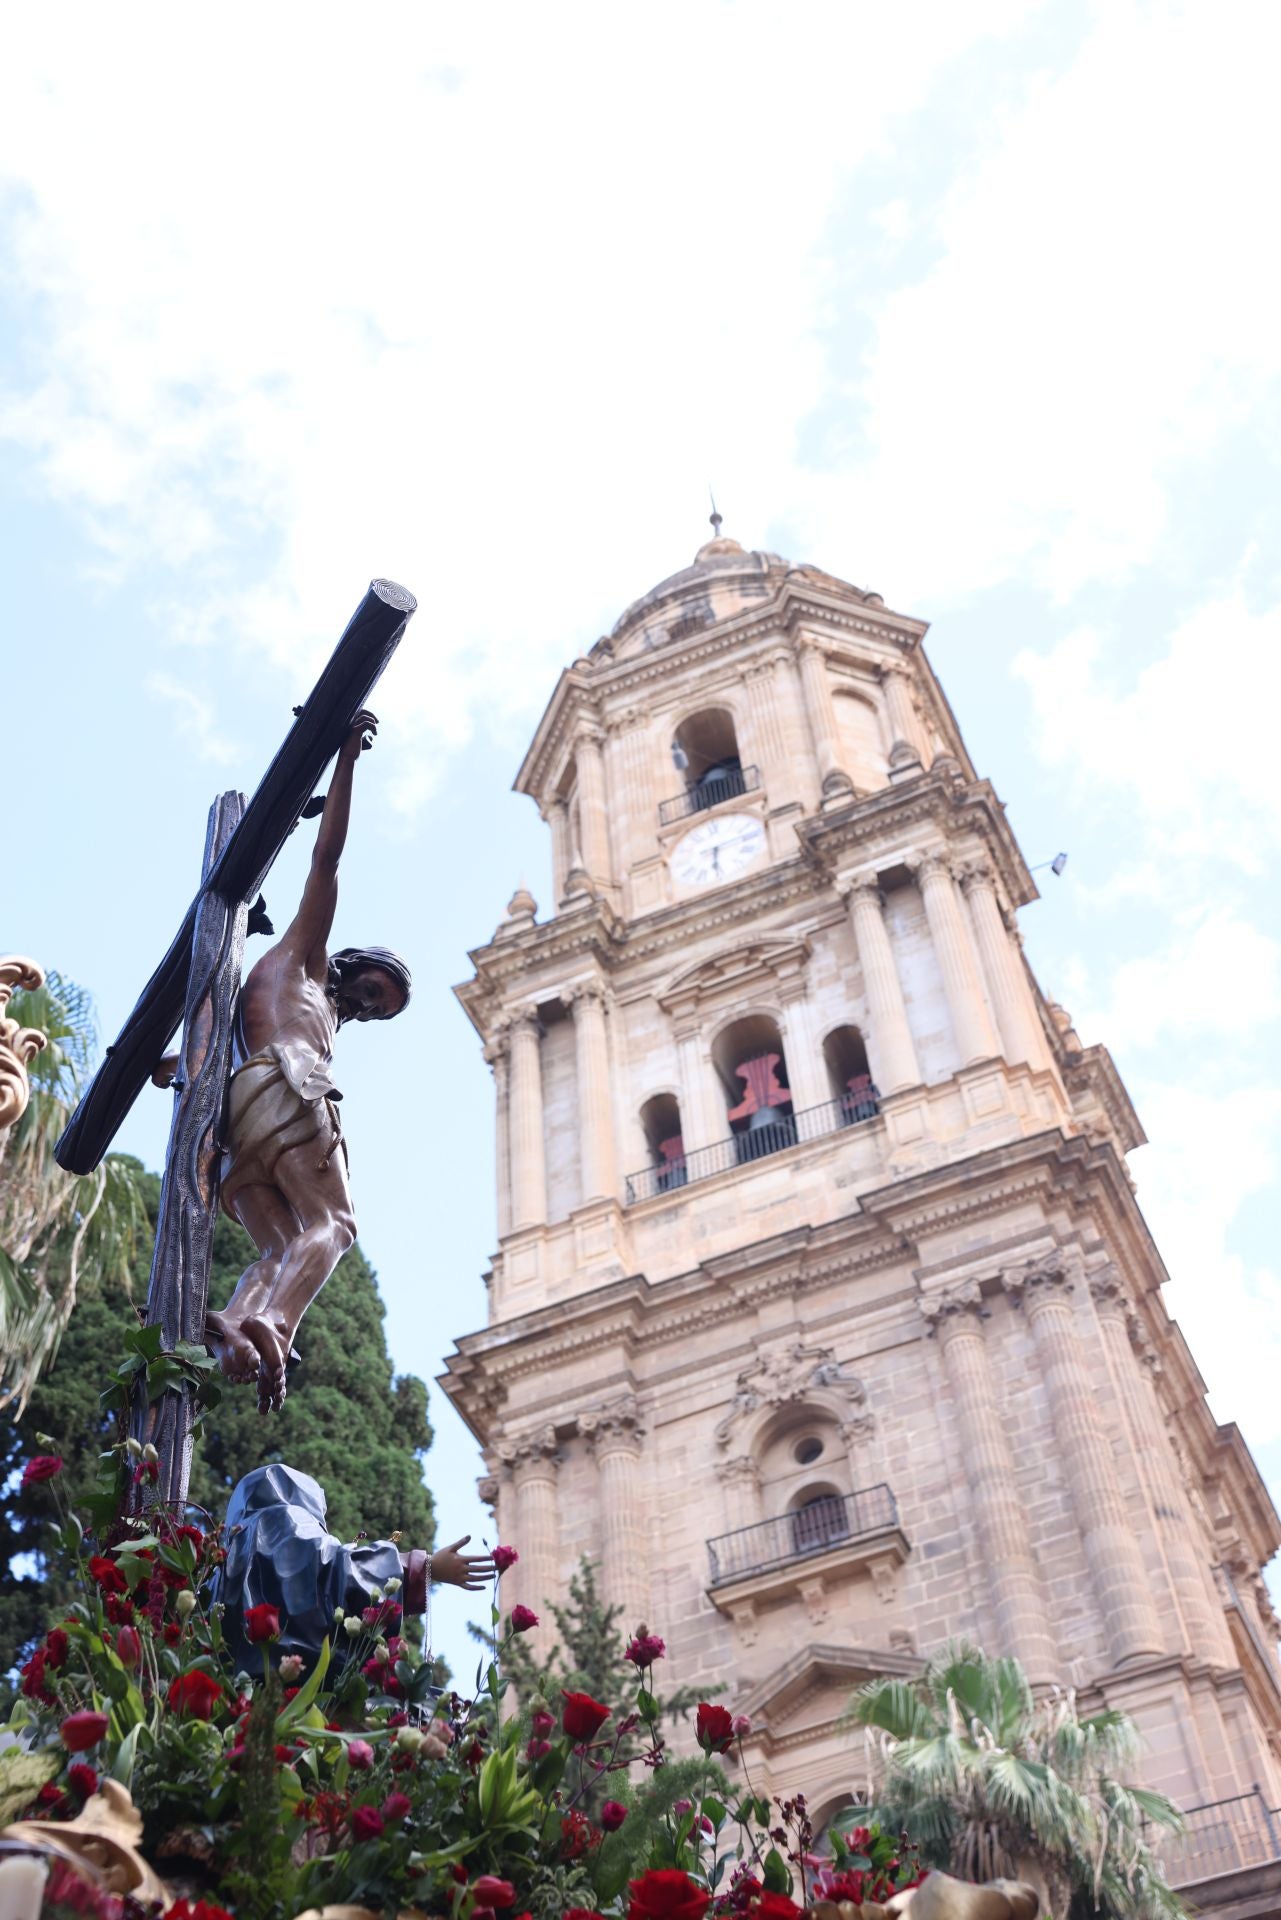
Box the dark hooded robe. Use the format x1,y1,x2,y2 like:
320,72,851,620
212,1463,427,1670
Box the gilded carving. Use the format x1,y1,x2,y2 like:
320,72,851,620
0,956,47,1133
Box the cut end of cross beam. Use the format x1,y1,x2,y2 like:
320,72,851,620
371,578,417,614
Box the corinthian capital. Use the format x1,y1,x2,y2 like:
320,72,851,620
563,978,610,1012
497,1423,561,1477
1003,1252,1072,1308
919,1280,987,1334
1087,1264,1129,1319
842,870,884,907
906,848,956,885
956,858,997,898
580,1396,644,1453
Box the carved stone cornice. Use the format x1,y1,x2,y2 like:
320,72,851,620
714,1341,872,1450
0,956,47,1133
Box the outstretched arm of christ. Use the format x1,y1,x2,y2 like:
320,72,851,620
280,708,379,977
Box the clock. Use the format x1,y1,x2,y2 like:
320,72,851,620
671,813,765,889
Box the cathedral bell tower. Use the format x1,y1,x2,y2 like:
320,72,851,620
441,533,1281,1857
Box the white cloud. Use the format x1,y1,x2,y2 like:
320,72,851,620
143,673,237,765
1077,911,1281,1051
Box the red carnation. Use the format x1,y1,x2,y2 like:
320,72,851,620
21,1454,63,1487
381,1789,412,1823
628,1869,712,1920
44,1627,69,1670
566,1912,609,1920
167,1669,223,1720
562,1688,610,1739
67,1763,99,1799
510,1604,538,1633
472,1877,516,1906
601,1799,628,1830
752,1897,803,1918
695,1702,734,1753
117,1625,141,1670
351,1804,385,1842
60,1710,109,1752
493,1543,519,1574
88,1554,128,1596
244,1603,281,1643
625,1629,667,1666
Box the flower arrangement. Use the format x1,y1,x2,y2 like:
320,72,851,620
1,1452,930,1920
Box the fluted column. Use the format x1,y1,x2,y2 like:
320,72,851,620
778,988,829,1115
500,1426,561,1631
960,862,1047,1070
844,875,920,1093
1091,1271,1234,1663
742,653,792,808
911,852,1000,1066
795,633,853,801
881,661,926,768
484,1033,512,1240
607,708,655,881
1005,1257,1164,1666
676,1023,726,1150
546,799,573,907
569,981,617,1202
507,1007,547,1231
574,727,613,889
584,1400,649,1629
921,1285,1058,1682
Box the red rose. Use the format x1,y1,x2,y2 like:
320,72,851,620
167,1670,223,1720
164,1623,182,1646
625,1629,667,1666
601,1799,628,1831
67,1764,99,1799
60,1710,109,1752
21,1454,63,1487
88,1554,128,1596
117,1625,142,1669
472,1877,515,1906
526,1737,551,1760
752,1897,802,1918
566,1912,608,1920
628,1869,711,1920
105,1595,135,1626
45,1627,69,1670
695,1702,734,1753
510,1604,538,1633
562,1689,610,1739
244,1603,281,1643
351,1804,385,1842
493,1543,519,1573
381,1790,412,1823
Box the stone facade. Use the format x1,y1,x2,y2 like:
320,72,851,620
440,535,1281,1850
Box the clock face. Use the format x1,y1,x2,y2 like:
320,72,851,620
671,813,766,890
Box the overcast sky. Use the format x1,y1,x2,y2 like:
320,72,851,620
3,1,1279,1680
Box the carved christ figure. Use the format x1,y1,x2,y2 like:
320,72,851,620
155,710,410,1412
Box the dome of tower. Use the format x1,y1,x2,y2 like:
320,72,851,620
608,532,791,656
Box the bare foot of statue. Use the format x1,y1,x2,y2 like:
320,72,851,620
205,1310,263,1385
242,1313,290,1414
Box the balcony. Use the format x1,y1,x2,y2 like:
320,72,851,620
1150,1787,1281,1888
624,1087,881,1205
659,763,761,825
707,1484,909,1610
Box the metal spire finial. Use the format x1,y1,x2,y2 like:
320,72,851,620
708,487,723,538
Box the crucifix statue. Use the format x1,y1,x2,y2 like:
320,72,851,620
56,579,417,1506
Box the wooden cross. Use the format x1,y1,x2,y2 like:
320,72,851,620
56,580,417,1510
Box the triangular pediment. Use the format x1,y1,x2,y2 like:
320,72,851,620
735,1642,920,1741
657,935,810,1012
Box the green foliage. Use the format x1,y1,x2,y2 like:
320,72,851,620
842,1643,1187,1920
1,1165,435,1677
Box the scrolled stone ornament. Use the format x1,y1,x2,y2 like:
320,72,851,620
0,957,48,1133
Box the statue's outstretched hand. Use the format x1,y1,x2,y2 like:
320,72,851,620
340,709,379,762
430,1535,498,1591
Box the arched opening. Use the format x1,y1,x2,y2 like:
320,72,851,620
671,708,745,812
822,1025,880,1125
640,1092,686,1192
833,690,889,794
713,1014,796,1163
790,1483,851,1556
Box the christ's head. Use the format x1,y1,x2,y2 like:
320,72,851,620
327,947,412,1026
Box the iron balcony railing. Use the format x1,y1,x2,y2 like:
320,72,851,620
659,764,761,825
708,1484,900,1586
624,1087,881,1205
1149,1786,1281,1885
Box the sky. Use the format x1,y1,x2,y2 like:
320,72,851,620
3,1,1280,1682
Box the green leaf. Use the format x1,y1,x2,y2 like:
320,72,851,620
126,1324,164,1361
637,1686,659,1719
764,1848,792,1894
703,1794,726,1828
110,1722,142,1788
276,1636,332,1731
173,1338,215,1366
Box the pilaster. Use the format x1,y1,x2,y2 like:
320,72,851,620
582,1397,649,1629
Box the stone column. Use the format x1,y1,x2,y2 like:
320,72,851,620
574,727,613,890
921,1285,1058,1682
570,981,617,1202
676,1023,726,1151
715,1454,764,1533
960,862,1047,1070
484,1032,512,1240
911,852,1000,1067
1091,1271,1233,1663
502,1427,561,1627
742,655,789,803
844,876,920,1093
584,1400,649,1630
546,798,572,907
607,708,654,881
1005,1256,1164,1666
507,1007,547,1231
769,647,822,813
881,661,925,763
795,633,853,802
778,987,829,1117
